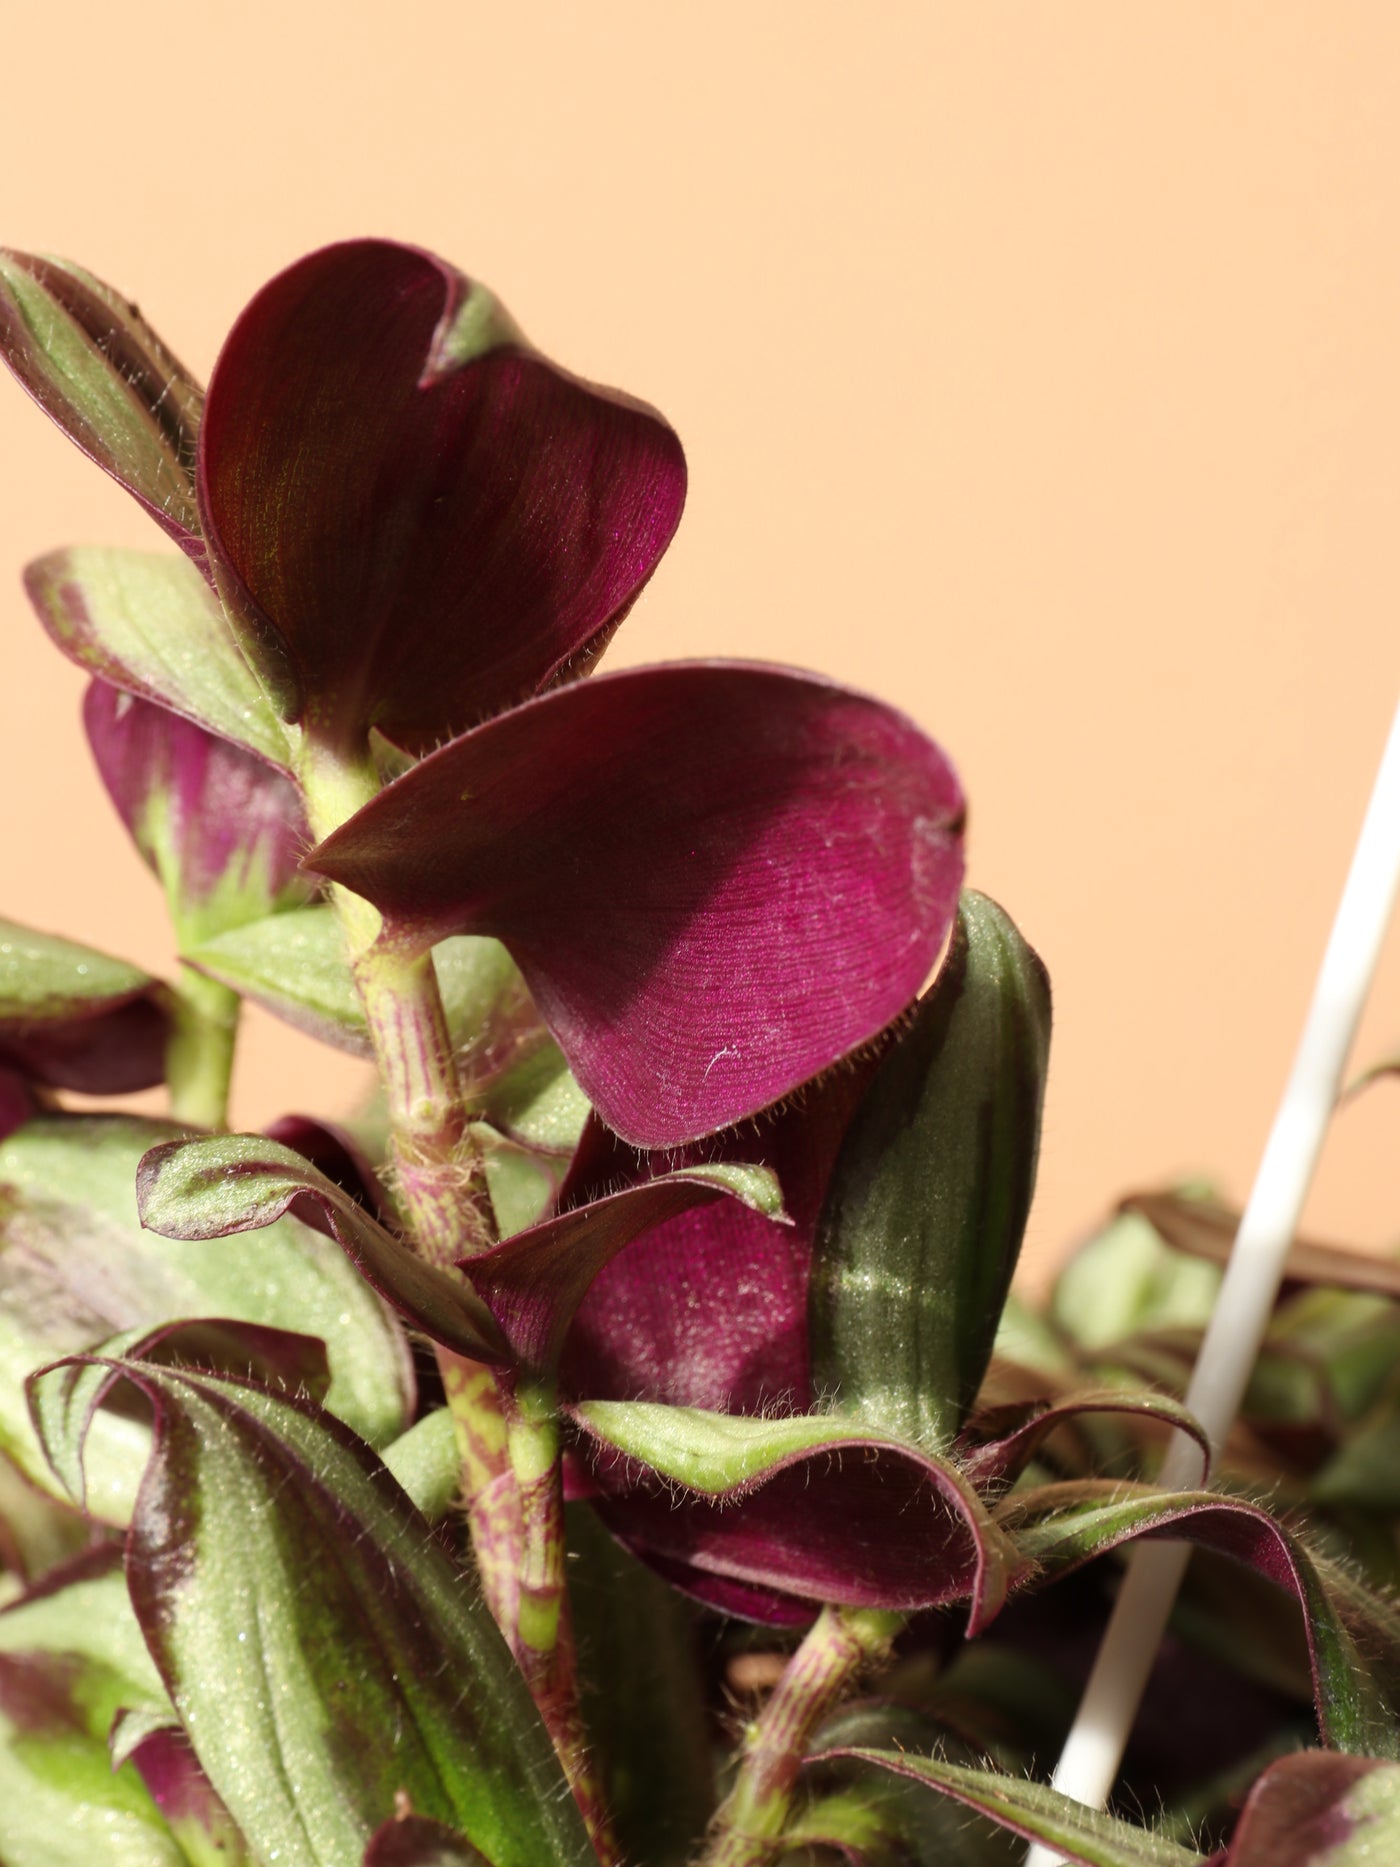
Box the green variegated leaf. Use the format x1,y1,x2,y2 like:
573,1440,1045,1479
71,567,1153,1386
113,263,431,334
798,1703,1021,1864
0,252,203,552
0,1550,186,1867
810,891,1051,1443
135,1131,505,1363
1052,1207,1222,1355
31,1352,595,1867
24,546,290,768
0,1116,412,1511
0,919,157,1020
812,1749,1204,1866
1002,1483,1400,1757
189,905,368,1053
190,907,590,1147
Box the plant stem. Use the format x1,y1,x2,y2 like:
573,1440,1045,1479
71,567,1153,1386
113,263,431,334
165,964,240,1130
296,732,608,1851
1027,690,1400,1867
706,1605,902,1867
503,1382,619,1864
297,734,494,1264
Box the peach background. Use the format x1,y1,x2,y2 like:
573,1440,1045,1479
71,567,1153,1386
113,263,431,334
2,6,1399,1286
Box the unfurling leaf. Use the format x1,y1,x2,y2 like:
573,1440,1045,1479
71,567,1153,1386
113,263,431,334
810,890,1051,1444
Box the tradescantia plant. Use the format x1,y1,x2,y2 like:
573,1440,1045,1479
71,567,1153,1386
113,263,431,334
2,237,1400,1867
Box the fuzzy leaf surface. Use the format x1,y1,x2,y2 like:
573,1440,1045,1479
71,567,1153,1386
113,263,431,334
33,1354,594,1867
811,890,1051,1441
136,1132,506,1363
0,1115,411,1507
470,1160,785,1380
816,1749,1204,1866
0,251,204,558
24,546,289,767
1003,1484,1400,1756
571,1399,1023,1628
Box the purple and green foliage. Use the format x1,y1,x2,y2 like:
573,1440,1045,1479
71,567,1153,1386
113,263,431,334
2,233,1399,1867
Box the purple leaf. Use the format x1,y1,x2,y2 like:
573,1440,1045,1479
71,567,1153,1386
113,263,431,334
466,1143,787,1383
556,1063,870,1413
198,237,685,748
264,1112,392,1221
1222,1751,1394,1865
0,1065,37,1140
569,1400,1026,1630
1005,1482,1400,1754
84,680,315,945
312,661,964,1146
0,251,204,563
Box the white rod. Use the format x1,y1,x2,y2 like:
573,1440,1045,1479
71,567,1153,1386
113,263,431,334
1026,691,1400,1867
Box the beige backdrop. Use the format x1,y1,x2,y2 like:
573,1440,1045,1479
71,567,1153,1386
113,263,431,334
3,5,1398,1285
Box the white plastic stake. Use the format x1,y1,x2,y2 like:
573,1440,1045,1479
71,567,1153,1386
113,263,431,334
1026,691,1400,1867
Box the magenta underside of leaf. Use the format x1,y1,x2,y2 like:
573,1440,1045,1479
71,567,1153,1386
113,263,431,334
0,992,170,1095
84,680,311,908
492,1064,1023,1626
312,660,964,1147
1219,1750,1385,1865
197,237,685,748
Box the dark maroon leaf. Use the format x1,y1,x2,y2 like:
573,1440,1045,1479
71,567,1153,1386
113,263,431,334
264,1113,392,1220
0,1066,36,1141
312,661,964,1147
557,1063,871,1413
198,237,685,748
957,1390,1210,1488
